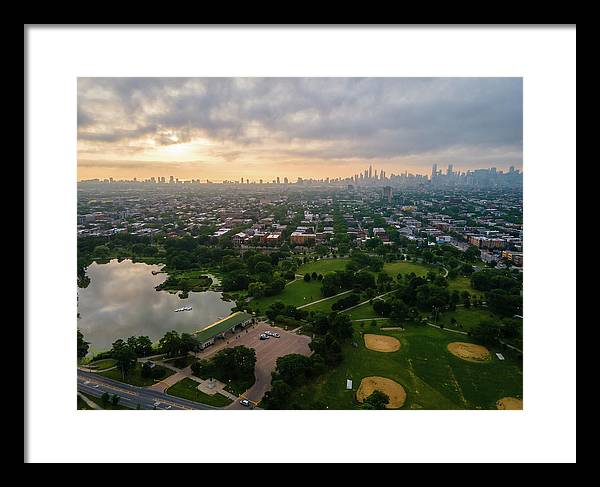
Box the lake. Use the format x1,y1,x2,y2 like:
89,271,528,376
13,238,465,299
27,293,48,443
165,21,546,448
77,259,234,353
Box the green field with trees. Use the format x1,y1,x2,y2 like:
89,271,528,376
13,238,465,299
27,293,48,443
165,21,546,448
279,324,522,410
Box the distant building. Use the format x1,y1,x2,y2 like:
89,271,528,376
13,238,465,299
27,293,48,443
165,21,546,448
383,186,393,203
290,231,316,245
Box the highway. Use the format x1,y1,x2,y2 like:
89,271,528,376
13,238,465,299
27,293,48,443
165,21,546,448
77,370,220,410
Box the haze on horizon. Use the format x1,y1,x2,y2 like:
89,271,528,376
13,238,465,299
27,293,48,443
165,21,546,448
77,77,523,182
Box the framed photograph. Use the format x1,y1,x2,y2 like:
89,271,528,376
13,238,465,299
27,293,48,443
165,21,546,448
25,25,576,463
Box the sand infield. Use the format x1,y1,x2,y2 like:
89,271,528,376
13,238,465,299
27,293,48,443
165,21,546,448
447,342,491,362
364,334,401,352
356,376,406,408
496,397,523,410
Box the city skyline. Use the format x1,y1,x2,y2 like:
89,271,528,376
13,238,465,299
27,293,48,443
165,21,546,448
78,78,523,181
79,162,522,185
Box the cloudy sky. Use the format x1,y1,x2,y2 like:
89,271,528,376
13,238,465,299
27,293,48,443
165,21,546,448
77,77,523,181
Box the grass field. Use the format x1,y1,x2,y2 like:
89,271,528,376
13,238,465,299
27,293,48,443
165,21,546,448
301,291,356,313
87,358,117,370
342,301,379,320
99,364,175,387
248,279,323,312
383,261,433,278
447,276,483,299
437,307,497,332
298,258,351,276
166,378,232,407
285,324,522,410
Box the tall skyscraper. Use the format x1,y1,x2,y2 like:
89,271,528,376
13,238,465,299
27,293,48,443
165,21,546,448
447,164,453,176
368,165,372,179
169,175,174,184
277,176,280,184
432,164,437,179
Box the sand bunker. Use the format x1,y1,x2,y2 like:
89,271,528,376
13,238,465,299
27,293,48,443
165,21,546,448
364,334,400,352
447,342,491,362
356,376,406,408
496,397,523,410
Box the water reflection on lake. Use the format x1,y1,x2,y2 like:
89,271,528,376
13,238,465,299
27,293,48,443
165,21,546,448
77,259,234,353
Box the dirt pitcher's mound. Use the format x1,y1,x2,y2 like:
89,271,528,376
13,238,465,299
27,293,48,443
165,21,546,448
364,334,401,352
356,376,406,408
447,342,491,362
497,397,523,410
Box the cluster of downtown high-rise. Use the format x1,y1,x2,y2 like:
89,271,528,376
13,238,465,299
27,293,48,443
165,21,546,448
79,163,522,189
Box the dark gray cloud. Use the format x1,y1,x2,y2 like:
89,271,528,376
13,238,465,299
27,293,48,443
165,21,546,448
78,77,522,166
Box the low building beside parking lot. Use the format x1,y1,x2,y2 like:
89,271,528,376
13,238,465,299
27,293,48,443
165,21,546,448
194,311,255,350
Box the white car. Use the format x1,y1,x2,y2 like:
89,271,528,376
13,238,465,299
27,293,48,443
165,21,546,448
240,399,251,407
272,333,281,338
264,330,273,336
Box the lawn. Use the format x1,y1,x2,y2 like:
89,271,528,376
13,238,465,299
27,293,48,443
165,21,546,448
298,258,351,276
77,395,92,410
382,261,433,278
166,378,232,407
248,279,324,312
99,363,175,387
161,356,197,369
87,358,117,370
300,291,356,313
447,276,483,299
342,301,379,321
437,307,498,332
285,324,522,410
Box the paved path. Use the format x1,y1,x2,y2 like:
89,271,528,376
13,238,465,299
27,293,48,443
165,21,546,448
340,289,397,313
499,340,523,354
149,365,193,392
298,289,352,309
77,391,102,410
78,365,118,373
353,317,390,322
426,322,469,335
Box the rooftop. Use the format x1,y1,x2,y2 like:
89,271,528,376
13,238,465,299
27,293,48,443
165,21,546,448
194,311,253,343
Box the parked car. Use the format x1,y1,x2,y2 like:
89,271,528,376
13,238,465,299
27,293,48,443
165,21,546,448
240,399,250,407
264,331,273,336
272,333,281,338
259,333,269,340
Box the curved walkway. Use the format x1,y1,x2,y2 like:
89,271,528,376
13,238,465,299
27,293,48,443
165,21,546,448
298,289,352,309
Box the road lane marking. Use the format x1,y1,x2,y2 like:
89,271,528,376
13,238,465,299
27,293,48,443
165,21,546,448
77,377,139,396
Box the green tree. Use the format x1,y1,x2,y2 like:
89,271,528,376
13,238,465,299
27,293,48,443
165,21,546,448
363,389,389,409
77,329,89,359
273,354,312,386
111,339,137,378
158,331,182,358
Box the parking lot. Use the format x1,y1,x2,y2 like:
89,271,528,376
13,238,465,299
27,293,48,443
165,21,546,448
203,321,312,409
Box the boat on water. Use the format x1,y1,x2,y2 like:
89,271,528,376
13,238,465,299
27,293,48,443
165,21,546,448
174,306,193,312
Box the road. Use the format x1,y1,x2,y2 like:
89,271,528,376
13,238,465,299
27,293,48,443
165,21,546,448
77,370,218,410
